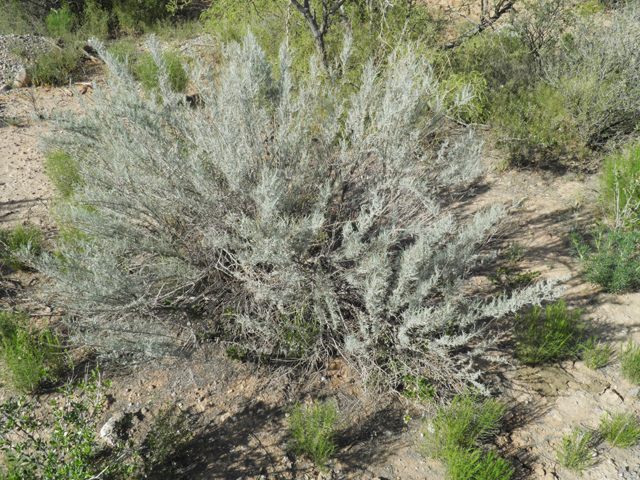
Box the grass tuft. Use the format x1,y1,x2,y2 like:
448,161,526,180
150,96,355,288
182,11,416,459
428,394,506,457
579,336,612,370
619,340,640,385
556,427,597,473
0,224,43,270
599,411,640,448
444,448,514,480
0,310,68,393
515,299,584,366
288,400,340,471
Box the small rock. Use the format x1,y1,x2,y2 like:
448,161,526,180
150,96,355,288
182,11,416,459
12,68,31,88
628,388,639,398
100,412,125,445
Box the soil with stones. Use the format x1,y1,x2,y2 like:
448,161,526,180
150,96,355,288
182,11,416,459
1,69,640,480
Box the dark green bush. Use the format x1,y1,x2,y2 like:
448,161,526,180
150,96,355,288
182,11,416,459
515,299,584,365
571,227,640,293
45,6,77,37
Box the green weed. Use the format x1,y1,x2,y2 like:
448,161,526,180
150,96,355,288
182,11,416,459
0,310,67,393
515,299,584,366
556,427,597,473
619,340,640,385
403,375,436,402
0,370,136,479
579,336,612,369
599,411,640,448
288,400,340,471
0,224,43,270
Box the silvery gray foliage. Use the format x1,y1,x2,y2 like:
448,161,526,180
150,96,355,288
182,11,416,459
543,3,640,148
31,33,560,392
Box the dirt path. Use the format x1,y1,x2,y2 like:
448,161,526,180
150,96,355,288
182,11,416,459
1,84,640,480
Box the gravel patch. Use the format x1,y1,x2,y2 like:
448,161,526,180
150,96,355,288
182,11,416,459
0,34,54,86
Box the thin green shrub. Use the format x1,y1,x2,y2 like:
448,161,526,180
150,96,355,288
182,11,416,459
599,411,640,447
31,45,82,86
571,227,640,293
444,448,514,480
579,336,612,370
45,7,77,37
29,33,561,394
619,340,640,385
45,149,81,198
556,427,597,472
515,299,584,366
0,224,43,270
600,140,640,227
288,400,340,471
0,310,67,393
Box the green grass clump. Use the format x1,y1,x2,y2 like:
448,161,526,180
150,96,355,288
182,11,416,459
619,340,640,385
426,394,512,479
579,336,612,369
599,411,640,448
0,310,67,393
444,448,514,480
515,299,584,366
556,427,597,473
288,400,340,471
0,224,43,270
571,227,640,293
134,50,188,94
429,394,506,456
45,149,80,198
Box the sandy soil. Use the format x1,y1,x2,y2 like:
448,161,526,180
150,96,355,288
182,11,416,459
1,80,640,480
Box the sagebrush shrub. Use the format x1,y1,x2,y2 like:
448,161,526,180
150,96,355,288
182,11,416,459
30,33,560,394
